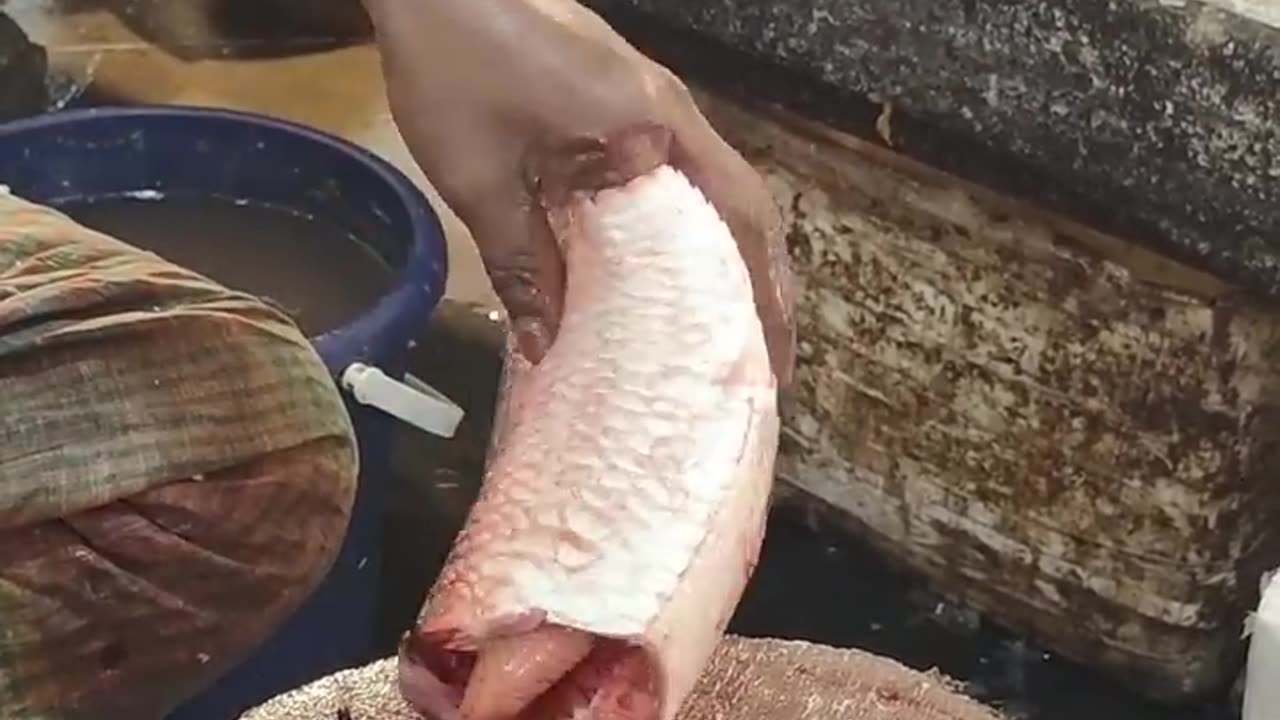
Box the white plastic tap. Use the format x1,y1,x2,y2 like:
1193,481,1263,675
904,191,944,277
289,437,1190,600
341,362,465,439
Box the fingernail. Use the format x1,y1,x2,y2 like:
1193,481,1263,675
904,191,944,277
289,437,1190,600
513,317,551,365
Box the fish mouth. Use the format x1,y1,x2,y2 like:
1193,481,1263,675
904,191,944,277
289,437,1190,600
399,623,663,720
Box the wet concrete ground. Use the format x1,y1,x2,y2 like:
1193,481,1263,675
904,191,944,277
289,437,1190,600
1,3,1243,718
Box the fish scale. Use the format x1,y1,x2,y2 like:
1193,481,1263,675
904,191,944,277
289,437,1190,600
399,138,779,720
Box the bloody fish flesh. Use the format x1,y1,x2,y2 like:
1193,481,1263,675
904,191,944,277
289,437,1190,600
398,125,780,720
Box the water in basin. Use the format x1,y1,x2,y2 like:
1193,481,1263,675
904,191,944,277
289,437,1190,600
60,193,393,337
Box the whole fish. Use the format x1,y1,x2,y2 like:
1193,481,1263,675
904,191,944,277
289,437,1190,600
398,124,780,720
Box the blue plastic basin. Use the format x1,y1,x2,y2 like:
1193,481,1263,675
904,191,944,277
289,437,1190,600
0,106,449,719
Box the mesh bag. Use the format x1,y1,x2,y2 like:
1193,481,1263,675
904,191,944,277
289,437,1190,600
0,192,359,719
243,636,1002,720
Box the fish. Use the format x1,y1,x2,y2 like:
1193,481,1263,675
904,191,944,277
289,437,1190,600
397,123,780,720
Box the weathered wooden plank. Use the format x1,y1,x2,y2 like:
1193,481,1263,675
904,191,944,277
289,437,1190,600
695,92,1280,702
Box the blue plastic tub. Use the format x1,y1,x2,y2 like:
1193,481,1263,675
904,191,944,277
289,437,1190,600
0,106,449,718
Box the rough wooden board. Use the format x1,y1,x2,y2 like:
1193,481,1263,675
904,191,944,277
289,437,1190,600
240,636,1003,720
693,93,1280,702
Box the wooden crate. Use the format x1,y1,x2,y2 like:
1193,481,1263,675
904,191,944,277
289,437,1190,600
698,93,1280,702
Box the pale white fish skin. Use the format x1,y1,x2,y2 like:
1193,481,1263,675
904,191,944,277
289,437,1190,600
401,162,779,720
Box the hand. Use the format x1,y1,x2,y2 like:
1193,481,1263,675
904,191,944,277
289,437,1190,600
363,0,795,385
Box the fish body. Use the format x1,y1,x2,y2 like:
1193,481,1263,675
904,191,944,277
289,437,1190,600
399,126,779,720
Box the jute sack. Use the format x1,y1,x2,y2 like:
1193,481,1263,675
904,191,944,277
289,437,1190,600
0,192,358,719
243,636,1003,720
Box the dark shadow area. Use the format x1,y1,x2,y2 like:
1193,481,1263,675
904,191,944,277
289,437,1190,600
733,504,1237,720
375,301,504,650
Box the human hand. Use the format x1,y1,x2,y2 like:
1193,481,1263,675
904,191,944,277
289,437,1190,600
364,0,795,385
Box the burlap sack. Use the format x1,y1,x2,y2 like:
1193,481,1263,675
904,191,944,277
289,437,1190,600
0,192,359,719
242,635,1002,720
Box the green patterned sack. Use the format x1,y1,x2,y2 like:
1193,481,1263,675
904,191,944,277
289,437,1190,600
0,192,358,719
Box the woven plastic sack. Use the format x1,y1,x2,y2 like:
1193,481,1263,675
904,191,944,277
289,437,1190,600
242,636,1002,720
0,192,359,719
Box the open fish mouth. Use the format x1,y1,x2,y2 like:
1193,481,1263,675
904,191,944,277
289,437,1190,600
400,623,661,720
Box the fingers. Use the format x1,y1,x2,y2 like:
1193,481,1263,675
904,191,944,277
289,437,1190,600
443,174,566,365
668,104,797,386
